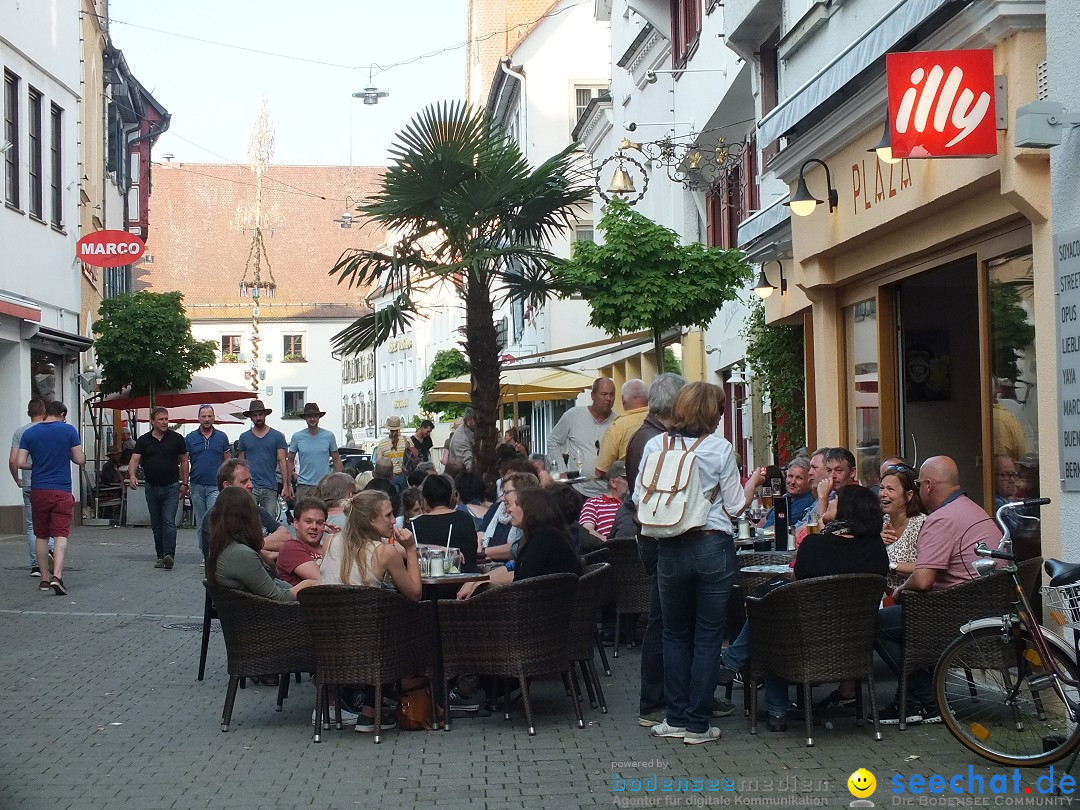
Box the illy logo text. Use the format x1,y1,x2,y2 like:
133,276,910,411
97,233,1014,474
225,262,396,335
895,64,992,148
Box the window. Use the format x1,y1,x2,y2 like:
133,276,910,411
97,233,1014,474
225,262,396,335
220,335,241,358
845,299,879,480
758,28,781,162
397,359,405,391
572,86,605,133
670,0,702,67
283,334,304,360
49,104,62,227
380,364,387,394
4,71,19,208
283,389,306,419
706,136,758,250
27,88,42,219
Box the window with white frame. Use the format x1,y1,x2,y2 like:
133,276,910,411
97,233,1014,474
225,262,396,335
221,335,241,357
4,70,20,208
283,389,306,419
572,85,606,134
283,334,304,359
380,364,387,393
27,87,42,219
49,103,62,228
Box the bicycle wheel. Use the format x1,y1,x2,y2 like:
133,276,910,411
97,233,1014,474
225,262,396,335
935,627,1080,767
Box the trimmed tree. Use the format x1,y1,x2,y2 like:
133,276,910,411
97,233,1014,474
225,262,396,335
555,198,752,370
418,348,471,419
330,102,592,474
92,291,217,404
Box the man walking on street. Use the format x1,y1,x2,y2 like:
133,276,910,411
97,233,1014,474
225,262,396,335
128,407,189,570
185,405,230,534
447,408,477,471
405,419,434,474
288,403,343,501
17,400,84,594
9,398,53,576
237,399,291,515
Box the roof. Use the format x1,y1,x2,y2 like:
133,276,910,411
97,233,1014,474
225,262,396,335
140,163,387,317
466,0,557,104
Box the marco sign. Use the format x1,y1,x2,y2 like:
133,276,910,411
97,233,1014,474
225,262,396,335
886,49,997,158
76,230,146,267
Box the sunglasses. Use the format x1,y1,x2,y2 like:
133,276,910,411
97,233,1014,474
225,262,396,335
883,464,915,474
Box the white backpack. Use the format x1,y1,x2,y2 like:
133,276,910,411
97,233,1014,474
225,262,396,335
637,434,718,538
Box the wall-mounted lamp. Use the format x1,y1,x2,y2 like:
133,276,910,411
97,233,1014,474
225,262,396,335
868,110,901,164
728,365,746,386
753,260,787,299
784,158,839,217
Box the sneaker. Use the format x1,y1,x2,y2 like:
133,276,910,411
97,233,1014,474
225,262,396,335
717,666,744,687
649,720,686,739
355,714,397,733
39,579,52,592
918,704,942,724
814,689,856,711
311,707,360,725
711,698,735,717
448,688,482,713
154,558,166,568
163,555,174,570
767,714,788,733
50,578,67,596
30,566,41,578
683,726,722,745
638,708,665,728
877,701,923,725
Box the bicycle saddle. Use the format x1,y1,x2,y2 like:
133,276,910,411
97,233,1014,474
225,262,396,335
1045,559,1080,587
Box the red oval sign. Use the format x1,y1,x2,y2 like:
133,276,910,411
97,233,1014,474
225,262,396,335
76,230,146,268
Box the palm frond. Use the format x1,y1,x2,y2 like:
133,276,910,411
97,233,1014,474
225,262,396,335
331,294,418,355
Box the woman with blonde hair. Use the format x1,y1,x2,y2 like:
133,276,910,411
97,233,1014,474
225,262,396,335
319,490,421,601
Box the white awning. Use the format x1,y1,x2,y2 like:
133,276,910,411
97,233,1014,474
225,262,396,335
737,196,792,258
757,0,946,146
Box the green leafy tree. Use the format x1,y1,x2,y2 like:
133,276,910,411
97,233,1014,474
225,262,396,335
556,199,752,370
989,280,1035,383
330,102,591,474
742,297,806,460
93,291,217,405
419,348,471,419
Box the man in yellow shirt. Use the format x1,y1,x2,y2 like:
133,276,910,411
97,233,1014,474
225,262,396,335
376,416,408,489
595,379,649,478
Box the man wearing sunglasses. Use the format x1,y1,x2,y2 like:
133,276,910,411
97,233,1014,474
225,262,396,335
874,454,1003,725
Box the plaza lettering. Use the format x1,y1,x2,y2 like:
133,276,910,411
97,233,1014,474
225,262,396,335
851,158,913,214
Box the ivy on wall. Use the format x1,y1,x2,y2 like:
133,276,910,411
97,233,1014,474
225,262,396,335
742,297,806,460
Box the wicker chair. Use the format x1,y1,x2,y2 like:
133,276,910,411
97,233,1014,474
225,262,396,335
568,563,613,713
198,586,216,681
204,582,315,732
605,536,650,657
297,585,436,743
438,573,582,735
746,574,887,746
894,557,1042,731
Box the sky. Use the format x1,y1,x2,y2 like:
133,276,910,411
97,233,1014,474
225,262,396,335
106,0,467,167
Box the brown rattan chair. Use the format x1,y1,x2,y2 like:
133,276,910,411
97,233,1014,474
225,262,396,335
746,573,887,746
198,586,217,681
438,572,583,735
568,563,613,713
605,536,650,657
204,582,315,732
895,557,1043,730
297,584,436,743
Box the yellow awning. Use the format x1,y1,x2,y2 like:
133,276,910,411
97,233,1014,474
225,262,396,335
426,367,593,404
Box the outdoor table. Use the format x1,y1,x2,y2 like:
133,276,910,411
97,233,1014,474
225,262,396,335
739,564,795,579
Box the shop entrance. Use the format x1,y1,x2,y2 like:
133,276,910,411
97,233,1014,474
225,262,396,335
896,258,983,495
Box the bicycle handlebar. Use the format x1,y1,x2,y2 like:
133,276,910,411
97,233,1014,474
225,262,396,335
975,543,1015,560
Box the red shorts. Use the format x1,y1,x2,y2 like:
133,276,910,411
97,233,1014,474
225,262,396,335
29,489,75,539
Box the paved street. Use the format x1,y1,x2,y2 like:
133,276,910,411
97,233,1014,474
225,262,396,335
0,525,1062,809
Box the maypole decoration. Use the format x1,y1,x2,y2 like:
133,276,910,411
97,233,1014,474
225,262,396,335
238,101,277,394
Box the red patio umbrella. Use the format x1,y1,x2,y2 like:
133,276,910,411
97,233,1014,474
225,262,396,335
93,374,254,411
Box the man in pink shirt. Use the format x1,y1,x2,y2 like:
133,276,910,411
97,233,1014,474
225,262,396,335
874,455,1002,725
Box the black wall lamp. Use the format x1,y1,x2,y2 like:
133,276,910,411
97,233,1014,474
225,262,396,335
784,158,838,217
753,260,787,299
868,109,901,164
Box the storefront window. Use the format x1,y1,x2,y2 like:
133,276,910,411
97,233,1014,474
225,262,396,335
987,250,1039,557
31,349,63,404
845,299,880,486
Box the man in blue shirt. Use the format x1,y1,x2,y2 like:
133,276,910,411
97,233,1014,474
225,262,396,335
17,400,85,595
237,399,291,515
185,405,231,535
287,402,342,501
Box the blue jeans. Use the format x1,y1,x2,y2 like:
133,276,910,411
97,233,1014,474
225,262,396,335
657,532,736,733
145,483,180,559
723,620,790,717
190,484,219,533
22,488,54,567
252,487,279,516
875,605,934,706
638,538,665,714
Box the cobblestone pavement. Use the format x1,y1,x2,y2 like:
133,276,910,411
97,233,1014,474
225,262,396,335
0,525,1067,810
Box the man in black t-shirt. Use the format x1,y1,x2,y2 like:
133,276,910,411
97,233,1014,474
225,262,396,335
404,420,435,474
128,408,189,570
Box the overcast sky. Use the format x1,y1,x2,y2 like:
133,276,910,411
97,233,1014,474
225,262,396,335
107,0,466,167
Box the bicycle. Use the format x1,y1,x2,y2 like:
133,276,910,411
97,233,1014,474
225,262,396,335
933,496,1080,767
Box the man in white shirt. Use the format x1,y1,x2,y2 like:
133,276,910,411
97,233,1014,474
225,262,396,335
547,377,616,497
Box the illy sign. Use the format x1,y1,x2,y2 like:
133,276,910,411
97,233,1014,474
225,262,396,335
887,50,997,158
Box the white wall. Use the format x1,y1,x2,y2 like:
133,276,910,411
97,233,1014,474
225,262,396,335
1047,0,1080,559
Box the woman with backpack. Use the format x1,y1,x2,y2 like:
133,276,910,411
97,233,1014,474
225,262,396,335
633,381,747,745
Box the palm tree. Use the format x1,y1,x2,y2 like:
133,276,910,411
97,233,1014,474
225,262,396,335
330,102,592,474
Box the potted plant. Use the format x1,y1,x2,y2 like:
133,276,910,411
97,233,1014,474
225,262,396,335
282,353,305,363
220,353,240,363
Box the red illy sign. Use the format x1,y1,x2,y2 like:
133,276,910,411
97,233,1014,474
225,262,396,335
886,49,997,158
76,230,145,267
